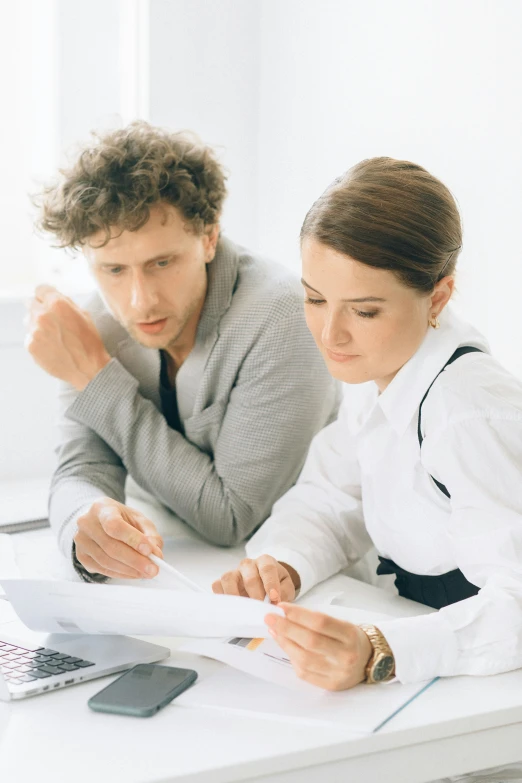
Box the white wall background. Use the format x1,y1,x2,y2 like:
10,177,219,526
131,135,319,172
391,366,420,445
148,0,261,250
254,0,522,376
1,0,522,480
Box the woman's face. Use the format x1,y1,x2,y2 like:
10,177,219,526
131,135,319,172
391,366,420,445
301,238,452,391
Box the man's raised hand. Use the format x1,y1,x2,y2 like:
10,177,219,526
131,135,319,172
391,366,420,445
25,285,111,390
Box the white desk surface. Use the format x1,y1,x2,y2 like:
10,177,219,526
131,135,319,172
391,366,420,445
1,497,522,783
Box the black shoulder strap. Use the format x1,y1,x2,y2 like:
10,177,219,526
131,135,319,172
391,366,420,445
418,346,483,499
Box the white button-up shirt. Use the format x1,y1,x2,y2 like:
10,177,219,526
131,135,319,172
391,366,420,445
247,307,522,684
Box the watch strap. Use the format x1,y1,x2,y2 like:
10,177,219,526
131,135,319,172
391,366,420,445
359,624,395,683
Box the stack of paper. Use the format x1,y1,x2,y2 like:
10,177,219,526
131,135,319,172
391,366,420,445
176,605,437,732
0,578,283,639
0,550,437,732
175,666,436,732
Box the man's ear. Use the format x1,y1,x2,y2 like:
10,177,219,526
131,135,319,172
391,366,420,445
204,223,220,263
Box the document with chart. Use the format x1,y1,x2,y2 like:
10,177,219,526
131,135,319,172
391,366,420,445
178,606,438,732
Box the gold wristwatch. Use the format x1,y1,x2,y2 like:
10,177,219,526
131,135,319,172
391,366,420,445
359,625,395,683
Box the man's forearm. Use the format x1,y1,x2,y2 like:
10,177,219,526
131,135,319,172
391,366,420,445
65,311,339,549
50,435,127,560
65,360,250,545
50,480,105,557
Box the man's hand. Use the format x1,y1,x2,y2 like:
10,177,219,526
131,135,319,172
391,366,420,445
74,498,164,580
25,285,111,390
211,555,300,603
265,604,373,691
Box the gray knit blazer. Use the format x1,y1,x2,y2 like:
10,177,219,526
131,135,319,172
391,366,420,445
50,237,340,566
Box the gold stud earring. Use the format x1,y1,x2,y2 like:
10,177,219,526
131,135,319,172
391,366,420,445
429,315,440,329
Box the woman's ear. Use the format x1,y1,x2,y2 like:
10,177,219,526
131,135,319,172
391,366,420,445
429,276,455,318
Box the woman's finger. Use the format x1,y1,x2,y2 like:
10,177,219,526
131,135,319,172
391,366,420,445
238,559,266,600
220,569,245,596
270,630,330,678
256,555,283,602
279,603,355,643
266,613,346,660
278,571,296,603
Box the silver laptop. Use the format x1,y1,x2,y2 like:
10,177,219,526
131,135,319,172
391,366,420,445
0,630,170,701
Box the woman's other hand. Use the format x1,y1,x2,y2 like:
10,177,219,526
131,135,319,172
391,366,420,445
212,555,300,604
265,604,372,691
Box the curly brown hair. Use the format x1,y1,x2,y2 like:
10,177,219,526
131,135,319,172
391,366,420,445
36,121,228,248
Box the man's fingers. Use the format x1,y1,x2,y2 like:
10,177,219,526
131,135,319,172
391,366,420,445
97,505,150,551
25,300,51,335
75,537,143,579
75,532,144,577
78,554,142,581
238,559,267,600
148,533,164,549
34,285,76,310
125,510,164,550
79,516,158,577
34,284,59,303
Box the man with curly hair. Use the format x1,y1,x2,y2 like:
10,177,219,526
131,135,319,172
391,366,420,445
26,121,339,583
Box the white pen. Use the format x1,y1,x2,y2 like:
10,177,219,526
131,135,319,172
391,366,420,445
149,554,206,593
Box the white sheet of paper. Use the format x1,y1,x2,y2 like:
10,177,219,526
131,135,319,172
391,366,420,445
0,579,283,638
176,664,435,732
178,603,436,732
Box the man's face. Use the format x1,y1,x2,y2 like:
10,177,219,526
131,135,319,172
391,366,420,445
84,205,217,350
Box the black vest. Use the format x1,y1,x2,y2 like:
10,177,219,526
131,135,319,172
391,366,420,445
377,346,483,610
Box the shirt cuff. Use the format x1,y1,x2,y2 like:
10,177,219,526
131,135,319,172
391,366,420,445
72,542,108,584
244,543,319,597
377,611,459,684
57,503,108,583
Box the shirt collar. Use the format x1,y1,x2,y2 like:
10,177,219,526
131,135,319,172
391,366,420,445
376,306,490,436
196,235,240,340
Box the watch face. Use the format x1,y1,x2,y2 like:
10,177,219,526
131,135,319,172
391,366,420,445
372,655,395,682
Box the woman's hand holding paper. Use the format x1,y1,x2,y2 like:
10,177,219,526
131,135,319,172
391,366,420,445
265,604,373,691
212,555,300,604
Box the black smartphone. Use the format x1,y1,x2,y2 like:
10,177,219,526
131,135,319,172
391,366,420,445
87,664,197,717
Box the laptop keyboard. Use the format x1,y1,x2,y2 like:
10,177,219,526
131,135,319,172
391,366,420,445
0,639,94,686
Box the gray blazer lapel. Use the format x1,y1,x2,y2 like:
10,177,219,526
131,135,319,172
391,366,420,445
176,237,240,422
115,338,161,410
